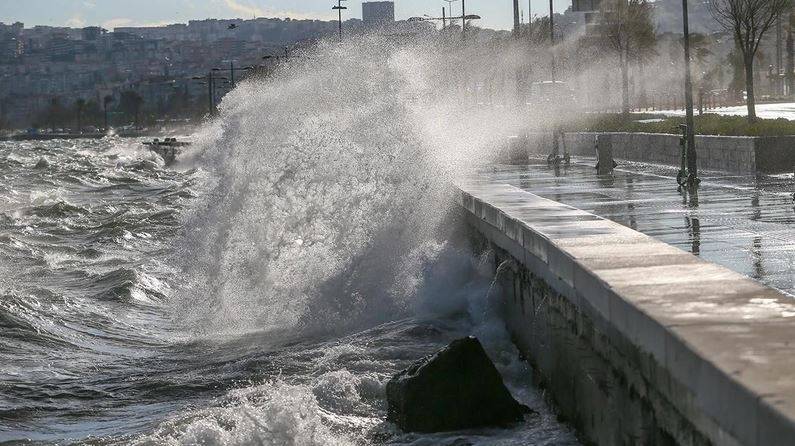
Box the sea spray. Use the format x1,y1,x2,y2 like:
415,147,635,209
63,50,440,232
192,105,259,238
173,35,533,337
0,34,585,445
134,237,579,445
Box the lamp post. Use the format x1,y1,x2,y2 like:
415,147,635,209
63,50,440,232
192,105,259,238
192,73,227,116
444,0,459,28
682,0,698,187
332,0,348,42
410,12,481,45
410,14,481,27
462,0,467,40
212,61,251,89
412,12,480,44
206,73,214,116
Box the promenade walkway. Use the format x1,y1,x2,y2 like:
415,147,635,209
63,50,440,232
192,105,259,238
479,158,795,296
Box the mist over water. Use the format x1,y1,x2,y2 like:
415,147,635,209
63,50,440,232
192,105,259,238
1,35,580,445
174,35,531,337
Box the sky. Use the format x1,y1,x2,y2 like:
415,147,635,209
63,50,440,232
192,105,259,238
0,0,575,32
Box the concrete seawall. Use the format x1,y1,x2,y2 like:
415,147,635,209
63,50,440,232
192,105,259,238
458,180,795,445
526,132,795,173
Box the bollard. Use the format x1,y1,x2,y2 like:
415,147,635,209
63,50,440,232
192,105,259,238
676,124,700,188
548,126,569,165
547,130,560,165
560,127,570,165
595,135,614,175
677,124,689,186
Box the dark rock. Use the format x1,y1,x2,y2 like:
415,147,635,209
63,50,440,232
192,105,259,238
386,336,532,433
34,157,49,169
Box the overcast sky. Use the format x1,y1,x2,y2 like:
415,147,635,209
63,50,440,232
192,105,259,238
0,0,575,31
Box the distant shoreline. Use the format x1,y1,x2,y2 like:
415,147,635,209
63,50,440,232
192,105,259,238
1,128,197,142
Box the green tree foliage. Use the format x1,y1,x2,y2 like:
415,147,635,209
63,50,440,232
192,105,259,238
38,98,70,131
118,90,144,126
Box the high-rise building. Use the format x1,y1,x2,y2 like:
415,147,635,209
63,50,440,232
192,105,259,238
81,26,103,41
362,1,395,27
0,36,23,61
0,22,24,36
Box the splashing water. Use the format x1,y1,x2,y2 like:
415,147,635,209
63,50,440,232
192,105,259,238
0,35,580,446
174,35,530,337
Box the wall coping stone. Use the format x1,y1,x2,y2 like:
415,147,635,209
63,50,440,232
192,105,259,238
457,180,795,446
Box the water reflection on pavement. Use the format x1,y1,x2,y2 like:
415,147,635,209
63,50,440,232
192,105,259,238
480,158,795,296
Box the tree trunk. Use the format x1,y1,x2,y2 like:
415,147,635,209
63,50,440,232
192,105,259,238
638,59,647,109
744,53,757,121
788,21,794,95
621,49,630,116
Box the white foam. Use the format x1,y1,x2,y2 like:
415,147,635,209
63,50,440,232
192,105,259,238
156,34,583,444
29,188,71,207
134,382,358,446
174,33,540,339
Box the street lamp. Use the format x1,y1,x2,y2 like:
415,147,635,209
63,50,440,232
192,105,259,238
192,73,227,116
443,0,459,29
681,0,699,187
212,61,251,88
332,0,348,42
462,0,467,40
409,13,481,40
409,14,481,20
407,14,482,22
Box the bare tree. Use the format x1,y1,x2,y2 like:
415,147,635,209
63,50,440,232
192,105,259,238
709,0,792,120
596,0,657,115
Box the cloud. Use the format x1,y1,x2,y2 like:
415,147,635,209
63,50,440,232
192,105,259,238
102,18,174,30
224,0,265,17
223,0,335,20
65,14,86,27
103,18,133,29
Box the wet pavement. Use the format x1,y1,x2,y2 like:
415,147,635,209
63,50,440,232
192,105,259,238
479,158,795,296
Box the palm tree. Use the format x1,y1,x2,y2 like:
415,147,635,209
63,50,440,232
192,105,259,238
119,91,144,127
103,95,114,130
75,99,86,134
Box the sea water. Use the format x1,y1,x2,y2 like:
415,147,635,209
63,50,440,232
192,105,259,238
0,35,580,445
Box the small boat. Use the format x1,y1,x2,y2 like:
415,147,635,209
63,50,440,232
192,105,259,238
143,138,190,165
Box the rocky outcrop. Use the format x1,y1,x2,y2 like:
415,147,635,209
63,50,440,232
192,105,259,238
386,336,531,433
